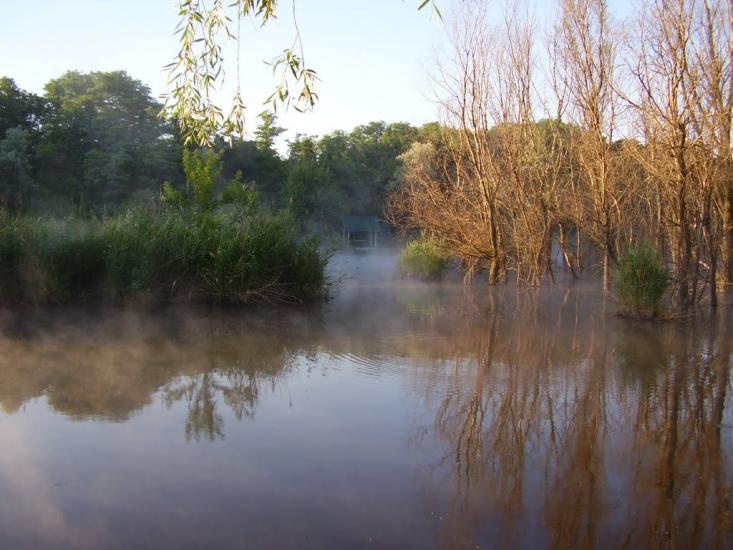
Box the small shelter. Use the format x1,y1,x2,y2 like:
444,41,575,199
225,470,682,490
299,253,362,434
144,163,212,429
342,216,380,249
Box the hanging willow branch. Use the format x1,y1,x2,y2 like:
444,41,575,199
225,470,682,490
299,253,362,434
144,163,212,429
161,0,442,147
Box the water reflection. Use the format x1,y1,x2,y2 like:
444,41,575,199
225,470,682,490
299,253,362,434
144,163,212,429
0,284,730,548
410,292,733,549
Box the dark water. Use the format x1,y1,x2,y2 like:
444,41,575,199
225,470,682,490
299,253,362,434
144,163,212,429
0,259,731,548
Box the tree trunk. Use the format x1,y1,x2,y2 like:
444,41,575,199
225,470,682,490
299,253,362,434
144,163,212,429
724,182,733,285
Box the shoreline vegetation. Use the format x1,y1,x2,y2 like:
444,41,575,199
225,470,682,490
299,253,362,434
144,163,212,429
3,0,733,319
0,209,326,306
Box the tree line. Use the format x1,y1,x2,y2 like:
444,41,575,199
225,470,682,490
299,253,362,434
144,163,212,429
387,0,732,310
0,70,430,232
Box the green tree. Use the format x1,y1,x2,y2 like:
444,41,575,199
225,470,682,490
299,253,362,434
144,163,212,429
287,134,319,163
281,160,345,226
0,128,35,211
220,140,286,202
182,148,222,208
0,77,43,136
35,71,181,209
163,148,222,209
287,121,421,216
254,112,285,152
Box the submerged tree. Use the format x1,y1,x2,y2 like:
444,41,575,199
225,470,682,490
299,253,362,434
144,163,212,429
554,0,623,291
389,1,567,285
623,0,731,307
388,0,732,312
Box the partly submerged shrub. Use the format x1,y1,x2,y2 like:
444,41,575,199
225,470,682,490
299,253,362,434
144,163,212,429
614,243,669,318
398,238,450,280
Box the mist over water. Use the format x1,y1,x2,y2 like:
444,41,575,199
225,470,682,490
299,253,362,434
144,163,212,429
327,248,402,284
0,253,731,549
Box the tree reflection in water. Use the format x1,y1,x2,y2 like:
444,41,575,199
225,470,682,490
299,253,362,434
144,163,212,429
415,289,733,549
0,286,729,548
0,307,307,437
162,362,294,441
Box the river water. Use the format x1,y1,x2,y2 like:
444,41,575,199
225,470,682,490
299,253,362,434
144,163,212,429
0,253,731,549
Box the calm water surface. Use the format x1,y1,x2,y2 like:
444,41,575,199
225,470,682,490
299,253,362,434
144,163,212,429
0,257,731,549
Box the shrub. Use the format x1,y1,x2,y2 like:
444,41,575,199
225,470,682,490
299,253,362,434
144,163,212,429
614,243,669,318
398,238,450,280
182,148,222,209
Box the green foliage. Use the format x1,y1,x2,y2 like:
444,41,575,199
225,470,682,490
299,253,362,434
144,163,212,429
162,1,438,146
0,215,37,301
398,238,450,279
0,70,429,238
165,151,259,215
1,69,427,225
0,208,326,305
161,181,187,208
0,128,35,211
614,243,669,318
0,214,105,303
286,121,426,218
220,139,286,201
287,134,319,163
163,0,315,146
0,77,43,135
34,70,181,209
281,160,345,226
254,111,285,151
182,148,222,208
221,171,259,214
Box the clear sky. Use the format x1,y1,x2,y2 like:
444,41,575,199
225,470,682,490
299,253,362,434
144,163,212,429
0,0,635,148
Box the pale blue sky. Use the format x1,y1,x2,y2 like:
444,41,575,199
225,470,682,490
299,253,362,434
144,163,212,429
0,0,635,147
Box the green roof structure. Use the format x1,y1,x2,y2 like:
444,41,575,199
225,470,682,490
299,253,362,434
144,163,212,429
342,216,380,233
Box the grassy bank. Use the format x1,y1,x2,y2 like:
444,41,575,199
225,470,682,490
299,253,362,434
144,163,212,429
0,209,326,305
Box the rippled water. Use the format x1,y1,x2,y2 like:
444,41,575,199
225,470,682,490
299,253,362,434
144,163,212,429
0,266,731,548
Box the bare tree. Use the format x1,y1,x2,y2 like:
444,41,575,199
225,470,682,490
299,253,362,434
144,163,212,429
624,0,704,307
389,1,565,285
690,0,733,298
554,0,623,291
388,0,730,311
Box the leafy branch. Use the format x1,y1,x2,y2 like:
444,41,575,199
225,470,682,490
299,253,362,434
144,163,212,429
162,0,440,147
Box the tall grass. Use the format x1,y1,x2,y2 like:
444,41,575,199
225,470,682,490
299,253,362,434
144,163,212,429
0,209,326,305
614,243,669,318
